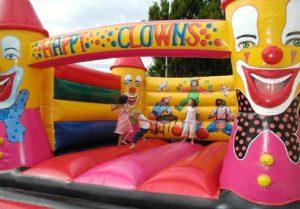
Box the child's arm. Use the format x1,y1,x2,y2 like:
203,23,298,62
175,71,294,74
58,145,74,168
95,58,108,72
139,115,152,123
111,104,119,111
208,108,217,119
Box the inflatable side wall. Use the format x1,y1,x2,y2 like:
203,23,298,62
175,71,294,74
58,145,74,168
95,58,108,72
51,64,121,152
144,76,237,141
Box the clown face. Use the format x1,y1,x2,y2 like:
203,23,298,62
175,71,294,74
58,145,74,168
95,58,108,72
229,0,300,115
0,36,23,109
123,74,142,108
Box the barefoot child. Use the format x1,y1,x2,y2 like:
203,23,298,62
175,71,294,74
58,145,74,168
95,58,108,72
130,110,151,149
181,98,198,144
111,95,132,145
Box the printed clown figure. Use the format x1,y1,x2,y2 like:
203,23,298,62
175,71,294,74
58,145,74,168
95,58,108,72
0,0,52,170
0,36,28,143
149,96,177,135
123,73,143,108
111,57,146,111
176,79,211,111
220,0,300,206
207,99,234,136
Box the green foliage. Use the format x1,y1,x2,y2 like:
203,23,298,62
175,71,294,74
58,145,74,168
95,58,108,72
148,0,232,77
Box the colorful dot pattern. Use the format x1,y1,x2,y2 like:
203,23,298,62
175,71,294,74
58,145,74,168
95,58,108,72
235,90,300,163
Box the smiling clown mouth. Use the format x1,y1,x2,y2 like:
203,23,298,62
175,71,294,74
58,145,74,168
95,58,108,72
243,66,299,108
127,95,138,107
0,72,15,102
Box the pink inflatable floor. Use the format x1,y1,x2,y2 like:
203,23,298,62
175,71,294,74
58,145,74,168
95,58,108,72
24,140,227,199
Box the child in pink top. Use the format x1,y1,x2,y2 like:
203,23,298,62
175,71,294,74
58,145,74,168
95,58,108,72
181,98,198,144
111,95,132,145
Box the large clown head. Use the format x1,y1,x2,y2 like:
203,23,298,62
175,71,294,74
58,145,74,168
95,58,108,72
226,0,300,115
123,73,143,108
111,57,146,110
0,30,47,111
0,36,23,109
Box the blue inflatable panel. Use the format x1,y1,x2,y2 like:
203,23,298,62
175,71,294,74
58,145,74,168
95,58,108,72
54,121,117,153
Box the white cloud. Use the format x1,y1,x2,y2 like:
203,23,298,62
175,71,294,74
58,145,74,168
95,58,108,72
30,0,155,72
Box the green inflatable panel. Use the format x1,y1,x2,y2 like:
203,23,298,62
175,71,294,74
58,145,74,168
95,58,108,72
55,78,120,104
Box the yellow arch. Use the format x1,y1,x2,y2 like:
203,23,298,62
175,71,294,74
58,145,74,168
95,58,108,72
28,20,230,67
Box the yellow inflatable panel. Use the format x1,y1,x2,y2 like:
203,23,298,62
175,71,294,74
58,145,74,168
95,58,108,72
145,120,231,141
28,20,229,67
144,106,238,121
145,75,234,92
145,91,237,107
40,67,55,150
53,100,118,122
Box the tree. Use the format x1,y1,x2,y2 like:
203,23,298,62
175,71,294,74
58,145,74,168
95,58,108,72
147,0,232,77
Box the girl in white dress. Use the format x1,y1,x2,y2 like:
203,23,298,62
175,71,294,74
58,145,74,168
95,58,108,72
181,98,198,144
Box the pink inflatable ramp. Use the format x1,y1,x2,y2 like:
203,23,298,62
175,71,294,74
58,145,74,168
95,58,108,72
139,142,228,199
23,139,166,181
74,142,202,190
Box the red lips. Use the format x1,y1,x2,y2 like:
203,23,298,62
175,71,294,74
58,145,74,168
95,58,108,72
243,66,299,108
0,73,15,102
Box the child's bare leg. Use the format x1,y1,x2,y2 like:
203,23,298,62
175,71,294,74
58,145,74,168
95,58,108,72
129,143,136,149
191,138,194,144
118,135,123,145
121,132,131,144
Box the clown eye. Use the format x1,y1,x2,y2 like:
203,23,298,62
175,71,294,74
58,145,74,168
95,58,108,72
135,80,142,87
286,38,300,47
135,76,142,87
123,79,132,86
123,74,132,86
238,41,255,50
5,53,19,60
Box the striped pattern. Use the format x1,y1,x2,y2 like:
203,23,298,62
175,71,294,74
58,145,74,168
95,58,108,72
52,65,121,152
54,78,120,104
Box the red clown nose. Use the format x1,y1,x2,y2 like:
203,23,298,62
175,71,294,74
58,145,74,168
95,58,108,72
261,46,283,65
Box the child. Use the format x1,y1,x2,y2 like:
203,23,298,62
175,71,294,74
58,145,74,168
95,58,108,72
130,110,151,149
181,98,198,144
111,95,132,145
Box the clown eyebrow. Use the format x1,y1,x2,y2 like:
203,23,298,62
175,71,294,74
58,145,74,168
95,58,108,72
287,31,300,37
236,34,257,39
4,47,18,52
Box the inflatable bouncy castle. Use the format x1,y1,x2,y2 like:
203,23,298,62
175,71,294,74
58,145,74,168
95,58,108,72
0,0,299,208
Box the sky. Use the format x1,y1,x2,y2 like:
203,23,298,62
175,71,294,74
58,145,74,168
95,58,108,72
30,0,156,72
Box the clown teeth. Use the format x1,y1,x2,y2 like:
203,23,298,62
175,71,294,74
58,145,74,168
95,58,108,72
0,78,9,86
251,73,292,84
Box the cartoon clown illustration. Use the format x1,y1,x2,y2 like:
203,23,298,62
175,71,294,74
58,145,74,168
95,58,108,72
0,36,28,143
123,74,142,108
220,0,300,205
207,99,234,136
0,0,53,170
220,84,231,97
176,79,211,111
149,96,177,135
111,57,146,111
